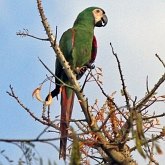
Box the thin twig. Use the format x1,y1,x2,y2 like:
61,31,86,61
36,126,50,139
140,98,157,112
90,72,109,98
146,75,150,94
42,141,60,152
135,72,165,110
148,135,159,165
70,119,86,122
81,68,92,92
143,112,165,120
6,85,59,129
38,57,74,90
74,121,87,133
155,54,165,68
98,112,111,131
130,134,162,152
16,29,49,41
0,137,60,143
110,43,131,111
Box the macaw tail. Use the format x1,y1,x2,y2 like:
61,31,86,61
59,86,75,160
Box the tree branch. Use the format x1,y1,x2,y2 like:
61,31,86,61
0,138,60,143
135,72,165,110
130,134,162,152
110,43,131,111
16,29,49,41
6,85,59,130
155,54,165,68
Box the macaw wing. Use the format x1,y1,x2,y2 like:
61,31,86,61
55,29,74,84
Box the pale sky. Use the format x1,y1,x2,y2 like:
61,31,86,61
0,1,165,165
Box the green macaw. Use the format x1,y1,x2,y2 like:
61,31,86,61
46,7,108,160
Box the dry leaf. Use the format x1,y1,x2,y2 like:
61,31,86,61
45,93,53,106
155,144,163,155
161,126,165,136
32,86,43,102
97,67,102,72
90,117,96,127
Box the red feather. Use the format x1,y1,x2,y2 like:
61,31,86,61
59,86,75,160
90,35,97,63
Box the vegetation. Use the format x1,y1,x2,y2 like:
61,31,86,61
1,1,165,165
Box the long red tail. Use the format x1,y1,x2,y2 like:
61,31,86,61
59,86,75,160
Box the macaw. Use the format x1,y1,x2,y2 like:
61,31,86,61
46,7,108,160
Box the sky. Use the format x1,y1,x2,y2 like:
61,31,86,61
0,0,165,165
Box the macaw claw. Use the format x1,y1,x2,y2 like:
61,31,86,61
75,63,95,80
86,63,95,69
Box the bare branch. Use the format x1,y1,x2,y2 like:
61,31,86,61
130,134,162,152
143,113,165,120
16,29,49,41
146,75,150,93
0,137,60,143
90,72,109,98
155,54,165,68
135,72,165,110
36,126,50,139
110,43,131,111
81,68,92,92
6,85,59,130
38,57,73,89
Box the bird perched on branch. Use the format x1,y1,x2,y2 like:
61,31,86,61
46,7,108,160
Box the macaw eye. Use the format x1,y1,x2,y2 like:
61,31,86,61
96,9,100,13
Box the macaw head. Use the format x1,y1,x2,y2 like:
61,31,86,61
92,8,108,27
73,7,108,28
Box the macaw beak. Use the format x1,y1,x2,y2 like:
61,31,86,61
102,14,108,27
95,14,108,27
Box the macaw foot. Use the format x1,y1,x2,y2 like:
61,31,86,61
86,63,95,70
77,63,95,92
75,63,95,80
75,66,87,79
